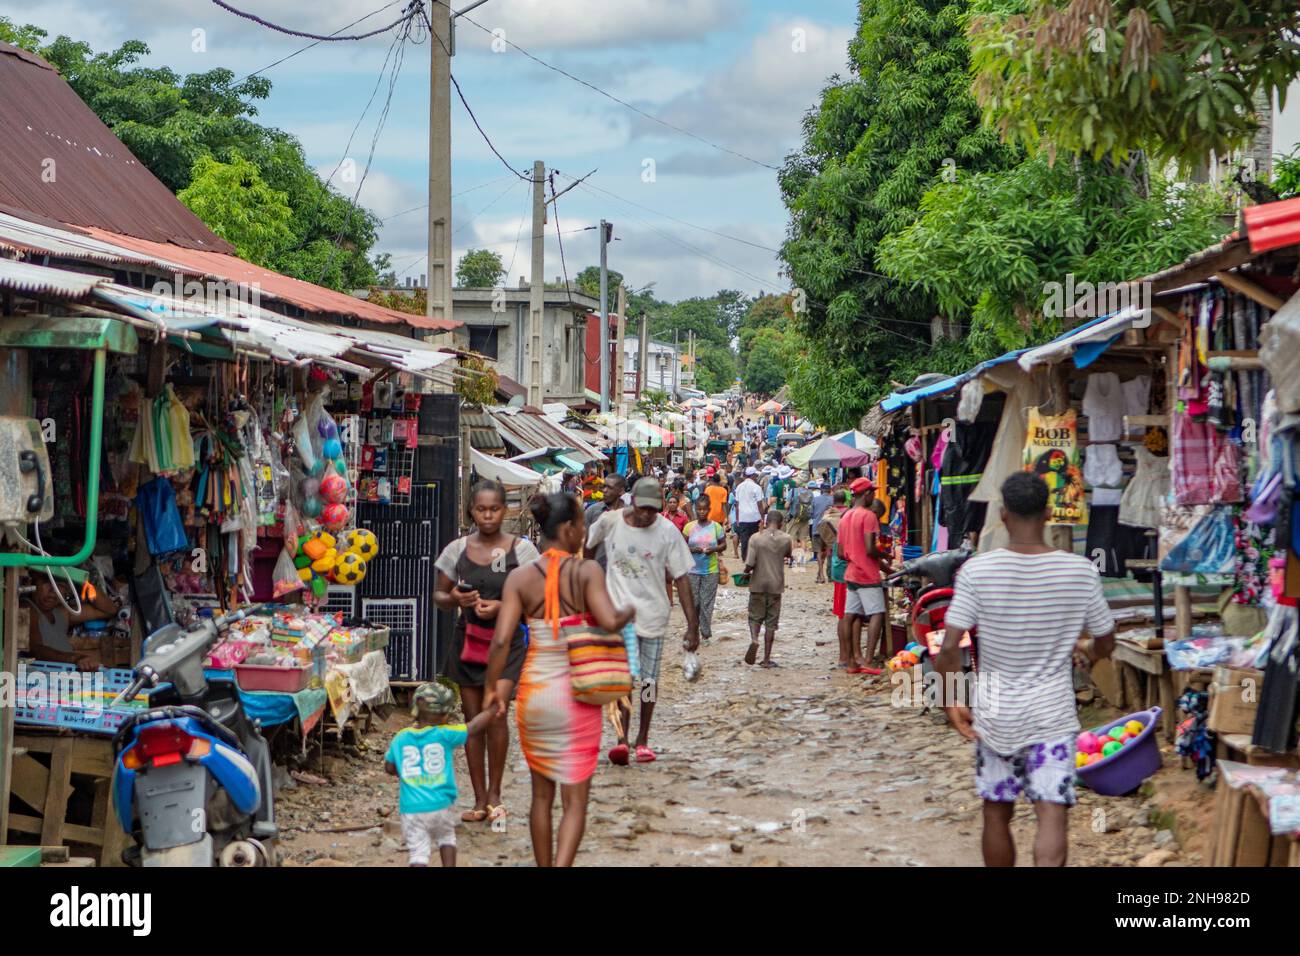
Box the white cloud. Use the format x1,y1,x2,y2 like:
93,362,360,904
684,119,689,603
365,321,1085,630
452,0,741,52
630,20,852,171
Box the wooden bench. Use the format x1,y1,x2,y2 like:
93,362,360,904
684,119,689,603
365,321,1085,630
1111,638,1178,742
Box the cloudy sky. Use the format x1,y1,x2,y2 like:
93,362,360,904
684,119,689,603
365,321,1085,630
2,0,858,300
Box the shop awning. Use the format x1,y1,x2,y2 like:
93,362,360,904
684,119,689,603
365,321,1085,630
469,447,543,486
488,406,606,463
1016,305,1145,372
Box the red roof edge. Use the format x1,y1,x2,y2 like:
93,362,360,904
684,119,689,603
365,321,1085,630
1243,197,1300,254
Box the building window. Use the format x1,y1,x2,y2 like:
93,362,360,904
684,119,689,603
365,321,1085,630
468,325,499,360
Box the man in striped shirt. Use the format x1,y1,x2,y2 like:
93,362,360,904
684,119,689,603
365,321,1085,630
936,471,1115,867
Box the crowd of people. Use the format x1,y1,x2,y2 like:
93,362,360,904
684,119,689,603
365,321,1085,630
388,398,1117,870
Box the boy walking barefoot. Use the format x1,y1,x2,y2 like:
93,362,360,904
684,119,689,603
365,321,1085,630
385,683,495,867
744,510,793,667
935,473,1115,867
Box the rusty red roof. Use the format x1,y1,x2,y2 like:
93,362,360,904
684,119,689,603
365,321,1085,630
78,226,457,330
0,42,233,253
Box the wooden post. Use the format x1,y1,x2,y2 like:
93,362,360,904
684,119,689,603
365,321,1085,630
1175,585,1193,640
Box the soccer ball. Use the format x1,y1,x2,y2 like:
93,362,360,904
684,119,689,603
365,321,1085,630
342,528,379,562
333,551,367,585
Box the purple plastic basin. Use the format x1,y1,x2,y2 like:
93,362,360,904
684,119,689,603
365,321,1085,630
1075,707,1163,796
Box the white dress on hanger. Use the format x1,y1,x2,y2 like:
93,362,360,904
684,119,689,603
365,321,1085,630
1118,446,1170,529
1082,372,1124,442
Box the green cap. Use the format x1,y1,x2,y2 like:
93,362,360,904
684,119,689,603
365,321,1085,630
411,682,456,717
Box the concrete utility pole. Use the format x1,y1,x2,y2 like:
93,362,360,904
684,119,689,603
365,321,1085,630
614,282,627,411
598,220,612,413
637,312,649,400
426,0,454,334
527,160,546,409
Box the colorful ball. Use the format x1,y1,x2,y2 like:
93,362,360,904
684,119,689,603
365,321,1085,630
333,552,367,585
310,548,338,574
1075,752,1088,769
1124,720,1144,736
1101,740,1122,758
321,503,349,531
1118,732,1134,744
319,472,349,505
335,459,348,476
341,527,379,562
302,495,322,519
1108,727,1127,741
309,459,325,478
1076,732,1100,754
1086,753,1104,766
322,438,343,460
318,418,338,439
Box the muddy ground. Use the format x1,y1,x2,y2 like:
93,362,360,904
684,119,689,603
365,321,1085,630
276,554,1215,867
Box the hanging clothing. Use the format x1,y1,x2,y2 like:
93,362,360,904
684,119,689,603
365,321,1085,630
1122,375,1151,435
1083,442,1123,490
1118,447,1170,529
1083,372,1125,442
1172,412,1241,505
939,421,995,539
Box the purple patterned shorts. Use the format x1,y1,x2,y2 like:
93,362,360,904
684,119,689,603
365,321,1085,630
975,737,1077,806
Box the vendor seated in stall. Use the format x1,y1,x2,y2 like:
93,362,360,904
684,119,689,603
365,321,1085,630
24,574,123,671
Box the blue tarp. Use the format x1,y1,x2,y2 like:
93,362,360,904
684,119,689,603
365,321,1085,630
878,313,1119,413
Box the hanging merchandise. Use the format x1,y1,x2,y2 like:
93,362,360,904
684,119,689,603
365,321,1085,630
1118,445,1171,529
1172,410,1241,505
1174,687,1215,781
1022,408,1086,525
136,476,190,556
1160,507,1237,576
1082,372,1124,443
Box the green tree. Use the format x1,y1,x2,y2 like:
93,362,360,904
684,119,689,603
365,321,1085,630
779,0,1018,428
737,293,792,377
574,265,624,300
968,1,1300,170
877,157,1230,351
0,19,382,291
744,327,788,394
178,152,293,266
693,343,736,394
455,248,506,288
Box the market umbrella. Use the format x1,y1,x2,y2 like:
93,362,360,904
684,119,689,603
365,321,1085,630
784,436,871,470
756,399,783,414
830,429,880,456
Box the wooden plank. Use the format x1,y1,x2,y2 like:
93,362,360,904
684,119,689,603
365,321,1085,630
8,751,49,815
69,737,116,778
1234,796,1273,866
1215,271,1287,312
1,565,19,843
1175,585,1193,639
37,737,73,846
1213,787,1246,866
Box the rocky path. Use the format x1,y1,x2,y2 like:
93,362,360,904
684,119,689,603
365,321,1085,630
277,557,1207,867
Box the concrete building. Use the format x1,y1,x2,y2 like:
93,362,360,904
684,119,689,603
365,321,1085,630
367,280,600,407
623,337,681,398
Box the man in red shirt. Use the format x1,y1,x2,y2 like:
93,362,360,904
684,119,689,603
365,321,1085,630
836,477,886,674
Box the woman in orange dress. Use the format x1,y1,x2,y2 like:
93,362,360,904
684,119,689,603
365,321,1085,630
485,492,633,867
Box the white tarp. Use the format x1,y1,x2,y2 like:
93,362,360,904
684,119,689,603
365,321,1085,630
470,446,544,486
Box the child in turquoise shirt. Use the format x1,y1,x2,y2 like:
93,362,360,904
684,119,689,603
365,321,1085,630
385,682,493,866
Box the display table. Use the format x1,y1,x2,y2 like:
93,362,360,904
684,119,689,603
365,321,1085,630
203,669,329,737
1208,760,1300,866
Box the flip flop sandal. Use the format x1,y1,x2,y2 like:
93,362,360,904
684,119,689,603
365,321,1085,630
487,804,507,823
608,743,630,766
744,643,758,665
635,746,656,763
461,808,489,822
760,660,780,668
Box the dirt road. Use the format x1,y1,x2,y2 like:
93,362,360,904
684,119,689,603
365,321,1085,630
277,555,1206,867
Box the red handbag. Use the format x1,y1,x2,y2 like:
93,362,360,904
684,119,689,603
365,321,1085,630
461,620,494,665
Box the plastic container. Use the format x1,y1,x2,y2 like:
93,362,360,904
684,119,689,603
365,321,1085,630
1076,707,1162,796
233,662,312,693
731,573,750,587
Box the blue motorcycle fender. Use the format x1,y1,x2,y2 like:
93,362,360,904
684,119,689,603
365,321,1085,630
195,741,261,816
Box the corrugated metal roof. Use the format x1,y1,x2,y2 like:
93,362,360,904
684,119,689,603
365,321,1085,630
80,226,457,331
489,407,605,463
0,256,105,297
0,43,233,253
1244,197,1300,254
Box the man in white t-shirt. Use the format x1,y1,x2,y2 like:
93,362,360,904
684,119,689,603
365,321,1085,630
586,477,698,765
733,467,766,561
937,471,1115,868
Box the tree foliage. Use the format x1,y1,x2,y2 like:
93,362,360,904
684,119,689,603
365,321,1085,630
0,18,383,291
968,0,1300,169
455,248,506,288
178,152,294,266
743,327,789,395
877,157,1230,351
779,0,1018,428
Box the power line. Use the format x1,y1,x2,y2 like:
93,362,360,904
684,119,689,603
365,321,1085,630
380,174,520,222
555,171,781,254
451,177,528,239
210,0,422,42
446,4,782,172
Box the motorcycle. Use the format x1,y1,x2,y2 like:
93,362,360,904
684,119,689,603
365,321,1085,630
110,607,278,867
885,548,977,671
